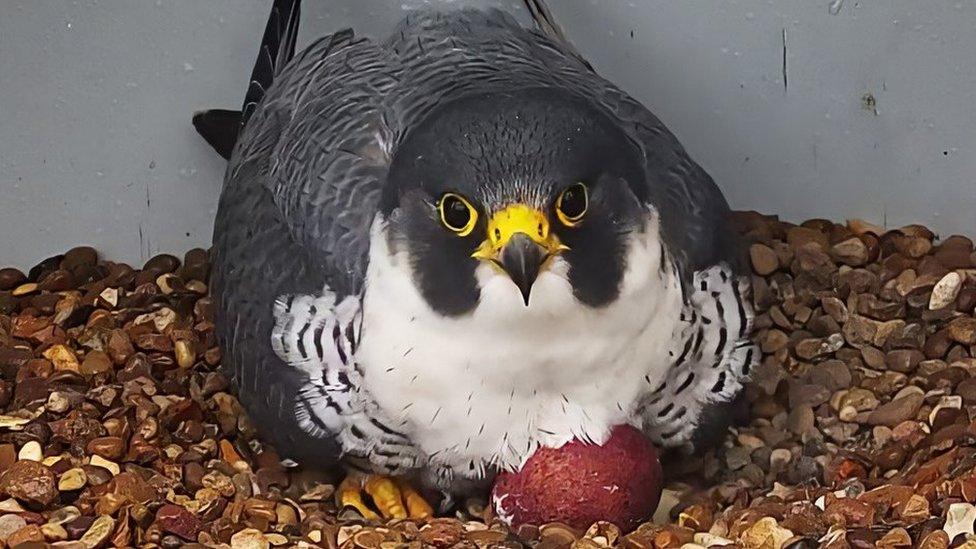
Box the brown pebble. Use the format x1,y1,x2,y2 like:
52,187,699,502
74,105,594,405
62,246,98,271
0,267,27,290
0,460,58,507
750,244,779,275
6,523,45,545
947,317,976,345
143,254,181,274
155,504,202,540
38,269,75,292
86,436,125,461
867,393,924,427
918,531,949,549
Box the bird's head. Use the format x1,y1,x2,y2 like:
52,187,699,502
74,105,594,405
382,88,649,317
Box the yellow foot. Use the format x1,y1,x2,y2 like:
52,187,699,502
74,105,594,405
337,473,434,520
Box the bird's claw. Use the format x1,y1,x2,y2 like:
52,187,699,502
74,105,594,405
338,474,433,520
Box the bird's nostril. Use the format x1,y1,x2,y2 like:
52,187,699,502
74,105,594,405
537,223,543,237
494,228,501,241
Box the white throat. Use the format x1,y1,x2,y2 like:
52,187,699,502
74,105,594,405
356,216,683,474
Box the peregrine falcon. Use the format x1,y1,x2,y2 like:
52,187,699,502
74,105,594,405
195,0,757,519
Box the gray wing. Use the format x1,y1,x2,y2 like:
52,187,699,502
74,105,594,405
212,30,398,464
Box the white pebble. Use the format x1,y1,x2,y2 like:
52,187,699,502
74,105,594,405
929,272,962,310
18,440,42,461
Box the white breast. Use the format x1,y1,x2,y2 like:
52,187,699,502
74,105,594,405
356,216,683,475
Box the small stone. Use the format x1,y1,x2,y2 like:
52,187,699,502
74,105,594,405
787,405,816,435
42,345,81,373
956,377,976,403
0,514,28,540
78,515,114,549
867,393,924,427
57,468,87,491
787,226,828,251
831,237,869,266
838,405,858,422
41,521,69,541
80,351,113,376
795,334,844,360
740,517,794,549
948,317,976,345
144,253,180,273
86,437,125,461
64,516,95,539
0,460,58,507
750,244,779,275
88,455,120,476
930,272,962,309
886,349,923,373
419,520,465,547
12,282,39,296
230,528,270,549
97,287,118,308
18,441,43,462
174,340,195,369
6,523,45,545
47,506,81,525
155,504,202,540
919,530,950,549
769,448,792,471
943,502,976,541
929,395,962,426
839,388,880,412
0,268,27,290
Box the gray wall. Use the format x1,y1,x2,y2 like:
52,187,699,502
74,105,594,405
2,0,974,268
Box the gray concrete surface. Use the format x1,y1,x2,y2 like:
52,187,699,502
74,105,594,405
1,0,974,268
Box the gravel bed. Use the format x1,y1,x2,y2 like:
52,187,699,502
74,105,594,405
0,211,974,548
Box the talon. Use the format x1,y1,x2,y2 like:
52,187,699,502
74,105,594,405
365,475,408,519
338,476,380,520
396,478,434,519
337,473,435,521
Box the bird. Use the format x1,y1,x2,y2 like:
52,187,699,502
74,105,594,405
195,0,758,520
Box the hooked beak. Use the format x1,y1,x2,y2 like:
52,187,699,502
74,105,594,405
472,204,567,305
499,233,547,305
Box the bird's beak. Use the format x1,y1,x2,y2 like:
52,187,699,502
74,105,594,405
472,204,567,305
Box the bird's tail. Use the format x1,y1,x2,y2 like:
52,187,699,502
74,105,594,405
192,0,302,160
520,0,592,71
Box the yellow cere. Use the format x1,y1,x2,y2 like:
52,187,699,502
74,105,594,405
472,204,568,260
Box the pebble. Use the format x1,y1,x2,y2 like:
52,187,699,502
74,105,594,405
739,517,793,549
749,244,779,275
786,405,815,436
929,272,962,309
0,268,26,290
230,528,270,549
867,393,924,427
57,468,87,491
156,504,202,540
0,460,57,507
0,513,28,540
78,515,114,549
948,317,976,344
88,455,120,476
12,282,39,296
18,441,43,462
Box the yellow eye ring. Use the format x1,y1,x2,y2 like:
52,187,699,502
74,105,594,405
438,193,478,236
555,182,588,226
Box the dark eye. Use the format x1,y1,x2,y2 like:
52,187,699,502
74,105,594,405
556,183,588,226
438,193,478,236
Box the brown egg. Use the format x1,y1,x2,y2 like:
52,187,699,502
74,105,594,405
491,424,662,532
